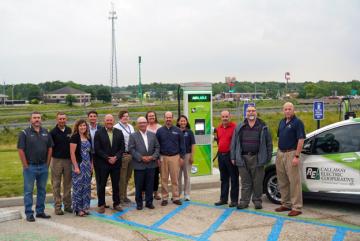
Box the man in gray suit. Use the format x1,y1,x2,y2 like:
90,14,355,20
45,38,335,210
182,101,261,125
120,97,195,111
128,116,160,210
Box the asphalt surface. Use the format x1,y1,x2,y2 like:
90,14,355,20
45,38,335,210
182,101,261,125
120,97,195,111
0,188,359,241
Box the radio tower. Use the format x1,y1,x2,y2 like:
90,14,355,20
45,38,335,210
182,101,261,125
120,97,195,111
109,3,118,91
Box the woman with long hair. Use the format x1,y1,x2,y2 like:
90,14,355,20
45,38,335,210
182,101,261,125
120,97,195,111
70,119,93,216
176,115,196,201
145,111,162,200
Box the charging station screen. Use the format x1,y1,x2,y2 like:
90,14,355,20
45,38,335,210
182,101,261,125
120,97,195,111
188,94,211,102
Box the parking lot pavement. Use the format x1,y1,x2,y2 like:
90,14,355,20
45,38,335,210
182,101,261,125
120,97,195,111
0,188,359,241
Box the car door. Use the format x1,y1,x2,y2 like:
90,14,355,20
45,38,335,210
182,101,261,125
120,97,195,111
301,123,360,193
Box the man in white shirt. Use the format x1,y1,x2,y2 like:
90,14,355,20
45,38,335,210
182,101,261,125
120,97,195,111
114,110,135,204
128,117,160,210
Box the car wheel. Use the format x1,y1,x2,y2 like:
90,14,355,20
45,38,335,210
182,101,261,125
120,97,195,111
264,170,281,204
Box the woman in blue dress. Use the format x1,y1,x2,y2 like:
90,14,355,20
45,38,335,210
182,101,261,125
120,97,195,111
70,119,93,217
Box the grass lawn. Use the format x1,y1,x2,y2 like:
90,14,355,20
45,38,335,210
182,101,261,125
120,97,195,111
0,150,52,197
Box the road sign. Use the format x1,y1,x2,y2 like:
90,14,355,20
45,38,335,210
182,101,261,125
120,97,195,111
313,101,324,120
243,102,255,119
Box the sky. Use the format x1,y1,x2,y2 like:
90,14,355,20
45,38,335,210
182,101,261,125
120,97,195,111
0,0,359,86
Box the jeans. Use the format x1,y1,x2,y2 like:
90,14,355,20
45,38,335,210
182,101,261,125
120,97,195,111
23,163,49,217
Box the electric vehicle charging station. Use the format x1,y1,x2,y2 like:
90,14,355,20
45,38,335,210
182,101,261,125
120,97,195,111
181,82,213,176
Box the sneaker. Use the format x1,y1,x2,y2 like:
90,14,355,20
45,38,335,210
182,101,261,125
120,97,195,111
124,197,132,203
254,203,263,209
55,209,64,215
184,195,190,201
26,214,35,222
35,213,51,219
161,200,168,206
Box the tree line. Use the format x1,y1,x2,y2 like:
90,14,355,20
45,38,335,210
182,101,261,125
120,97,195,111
2,80,360,102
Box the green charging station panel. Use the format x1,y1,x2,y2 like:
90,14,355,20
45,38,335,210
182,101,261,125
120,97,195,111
182,82,213,176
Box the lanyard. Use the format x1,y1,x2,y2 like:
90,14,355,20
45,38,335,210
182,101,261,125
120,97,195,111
119,123,132,135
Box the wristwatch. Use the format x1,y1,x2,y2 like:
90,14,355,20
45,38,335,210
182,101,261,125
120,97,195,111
295,154,300,158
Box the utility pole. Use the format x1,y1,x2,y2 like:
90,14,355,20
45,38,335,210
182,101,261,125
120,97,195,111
109,2,118,92
138,56,143,104
2,81,5,106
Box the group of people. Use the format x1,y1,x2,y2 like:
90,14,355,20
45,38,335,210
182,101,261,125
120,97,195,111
215,102,305,217
18,101,304,223
18,110,195,222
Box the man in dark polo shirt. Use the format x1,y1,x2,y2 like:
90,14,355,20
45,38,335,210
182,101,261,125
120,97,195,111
18,111,53,222
231,106,272,209
275,102,305,217
214,110,239,207
49,112,72,215
156,111,185,206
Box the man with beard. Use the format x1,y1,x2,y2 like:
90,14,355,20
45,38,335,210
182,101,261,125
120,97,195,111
231,105,273,209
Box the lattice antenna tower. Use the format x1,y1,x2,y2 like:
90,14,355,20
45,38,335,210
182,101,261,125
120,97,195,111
109,2,118,91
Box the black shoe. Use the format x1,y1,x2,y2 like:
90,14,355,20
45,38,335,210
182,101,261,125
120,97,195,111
237,204,249,209
145,204,155,209
105,204,110,208
229,202,237,208
172,200,182,205
64,207,73,213
26,215,35,222
214,200,228,206
254,203,263,209
136,205,143,210
161,200,168,206
36,213,51,219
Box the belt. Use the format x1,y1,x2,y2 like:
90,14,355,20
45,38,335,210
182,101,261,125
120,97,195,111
218,152,230,155
161,153,179,157
279,148,296,153
124,151,130,154
29,161,46,165
241,151,258,156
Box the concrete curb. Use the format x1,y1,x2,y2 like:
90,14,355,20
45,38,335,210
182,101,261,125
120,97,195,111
0,169,220,208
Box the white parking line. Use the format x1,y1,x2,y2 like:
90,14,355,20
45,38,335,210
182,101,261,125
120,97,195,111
37,218,119,241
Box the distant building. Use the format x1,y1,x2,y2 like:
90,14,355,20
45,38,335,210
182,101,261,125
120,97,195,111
0,94,8,104
44,86,91,104
221,92,266,100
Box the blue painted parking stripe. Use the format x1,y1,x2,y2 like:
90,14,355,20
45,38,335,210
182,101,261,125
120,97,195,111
197,208,234,241
267,218,284,241
190,201,360,233
150,202,190,228
332,228,347,241
92,209,197,240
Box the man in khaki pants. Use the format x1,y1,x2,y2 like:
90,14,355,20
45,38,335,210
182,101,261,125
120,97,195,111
156,111,185,206
275,102,305,217
114,110,135,204
49,112,72,215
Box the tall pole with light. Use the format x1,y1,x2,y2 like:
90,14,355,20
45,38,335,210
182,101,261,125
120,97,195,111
138,56,143,104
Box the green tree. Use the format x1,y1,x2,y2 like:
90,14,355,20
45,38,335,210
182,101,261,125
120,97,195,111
97,87,112,102
66,95,76,106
